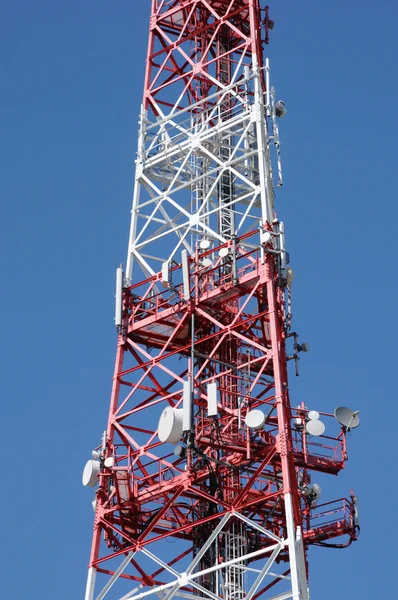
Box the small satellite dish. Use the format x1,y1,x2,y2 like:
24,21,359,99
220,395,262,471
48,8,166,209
202,258,213,268
92,450,100,460
275,100,287,118
309,483,322,508
261,231,272,244
299,342,310,353
308,410,319,421
334,406,360,430
219,247,229,258
173,443,184,456
200,239,211,249
158,407,184,444
245,409,266,430
82,460,100,487
312,483,322,498
104,457,114,469
306,419,325,436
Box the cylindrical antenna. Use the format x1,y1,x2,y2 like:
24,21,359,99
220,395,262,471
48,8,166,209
115,266,123,329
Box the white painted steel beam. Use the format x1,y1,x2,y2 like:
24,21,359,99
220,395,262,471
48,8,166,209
125,61,280,284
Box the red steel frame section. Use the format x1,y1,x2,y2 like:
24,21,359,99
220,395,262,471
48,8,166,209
87,240,356,591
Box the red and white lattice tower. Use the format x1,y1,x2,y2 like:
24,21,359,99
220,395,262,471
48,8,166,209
83,2,359,599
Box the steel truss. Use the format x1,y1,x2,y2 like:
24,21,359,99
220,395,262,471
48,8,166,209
125,0,275,283
84,2,358,599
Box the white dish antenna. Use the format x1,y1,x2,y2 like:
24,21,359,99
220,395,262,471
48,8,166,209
173,443,184,456
219,247,229,258
82,460,100,487
104,457,114,469
201,258,213,268
245,409,266,430
261,231,272,244
306,419,325,436
200,239,211,249
158,407,183,443
334,406,360,430
312,483,322,498
307,410,319,420
161,261,170,288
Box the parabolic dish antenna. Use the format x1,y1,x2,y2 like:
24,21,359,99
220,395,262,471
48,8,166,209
104,457,114,469
334,406,360,430
82,460,100,487
158,407,183,444
261,231,272,244
308,410,319,421
219,247,229,258
312,483,322,498
306,419,325,437
245,409,266,430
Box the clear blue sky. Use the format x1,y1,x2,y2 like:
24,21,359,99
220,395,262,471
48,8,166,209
0,1,396,597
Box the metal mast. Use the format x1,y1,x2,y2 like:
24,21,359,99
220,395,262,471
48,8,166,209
83,3,359,600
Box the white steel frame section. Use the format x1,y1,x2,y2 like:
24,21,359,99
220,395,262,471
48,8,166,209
86,510,307,600
125,57,279,285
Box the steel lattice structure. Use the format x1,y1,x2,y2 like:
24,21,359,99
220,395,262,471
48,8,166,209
83,2,359,600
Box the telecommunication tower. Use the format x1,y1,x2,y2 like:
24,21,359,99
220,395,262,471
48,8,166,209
83,2,360,599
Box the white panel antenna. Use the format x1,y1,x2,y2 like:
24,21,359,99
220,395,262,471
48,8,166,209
183,380,192,431
115,267,123,328
207,382,218,416
161,261,169,288
181,250,190,301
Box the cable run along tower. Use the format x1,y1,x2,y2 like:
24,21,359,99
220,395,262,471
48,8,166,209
83,2,360,599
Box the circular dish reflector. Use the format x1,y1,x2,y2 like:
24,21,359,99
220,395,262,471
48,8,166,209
158,407,183,444
202,258,213,268
173,444,183,456
261,231,272,244
308,410,320,421
104,457,114,468
312,483,322,498
219,247,229,258
82,460,100,487
200,239,211,249
306,419,325,437
245,409,266,430
334,406,360,429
